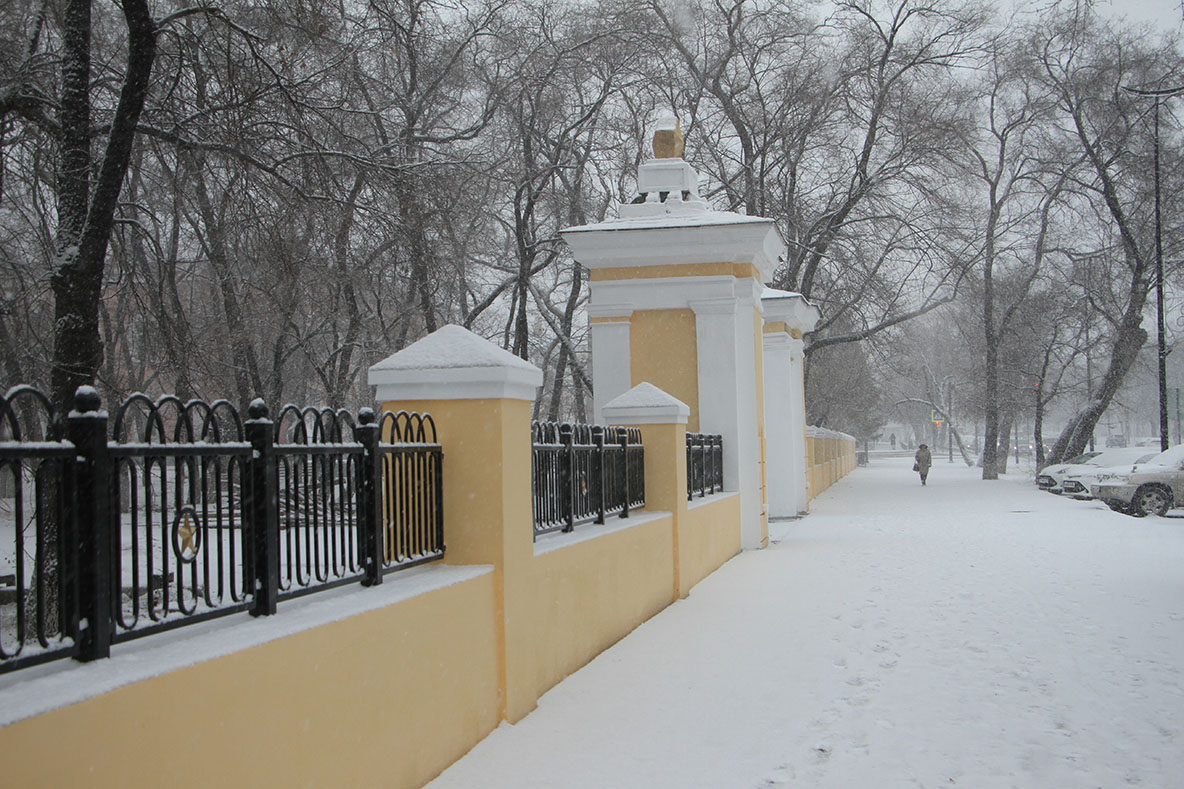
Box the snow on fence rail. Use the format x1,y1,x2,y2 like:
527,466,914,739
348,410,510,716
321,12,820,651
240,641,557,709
0,385,442,674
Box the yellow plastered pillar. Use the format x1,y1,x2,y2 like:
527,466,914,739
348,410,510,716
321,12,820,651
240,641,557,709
806,433,816,502
369,325,543,724
604,383,691,599
627,308,700,432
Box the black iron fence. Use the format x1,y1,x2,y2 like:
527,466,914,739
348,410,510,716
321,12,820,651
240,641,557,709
0,386,442,674
531,422,644,538
0,386,78,670
687,433,724,499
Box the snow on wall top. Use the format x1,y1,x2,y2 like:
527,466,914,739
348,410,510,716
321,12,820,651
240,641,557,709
601,382,690,425
563,210,774,235
807,425,855,442
370,324,540,373
761,286,803,301
761,286,821,330
603,382,689,411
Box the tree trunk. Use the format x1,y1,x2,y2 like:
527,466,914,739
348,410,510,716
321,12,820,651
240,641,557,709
324,174,365,408
182,154,263,407
996,413,1013,474
45,0,156,636
979,182,1002,480
547,259,583,421
1049,320,1148,463
51,0,155,408
1034,390,1046,471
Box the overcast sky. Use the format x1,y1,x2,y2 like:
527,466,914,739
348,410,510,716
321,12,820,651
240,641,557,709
1079,0,1182,30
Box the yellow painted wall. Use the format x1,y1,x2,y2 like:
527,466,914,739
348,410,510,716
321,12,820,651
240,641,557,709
523,514,676,703
2,393,747,789
805,433,857,502
764,320,789,335
589,262,763,281
0,572,500,789
683,493,742,591
629,309,700,432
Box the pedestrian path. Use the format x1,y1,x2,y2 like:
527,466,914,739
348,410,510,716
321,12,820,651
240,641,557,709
428,461,1184,788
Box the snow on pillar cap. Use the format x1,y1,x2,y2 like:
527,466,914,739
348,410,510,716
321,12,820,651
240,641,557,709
601,382,690,425
368,324,543,402
761,287,820,332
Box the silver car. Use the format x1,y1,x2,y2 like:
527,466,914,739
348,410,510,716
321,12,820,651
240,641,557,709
1037,451,1101,493
1091,444,1184,516
1058,451,1159,499
1037,448,1150,495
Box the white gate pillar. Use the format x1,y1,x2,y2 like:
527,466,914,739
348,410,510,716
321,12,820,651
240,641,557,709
762,288,820,517
561,125,784,549
588,307,632,424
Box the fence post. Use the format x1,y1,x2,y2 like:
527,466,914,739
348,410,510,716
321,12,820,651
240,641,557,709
560,423,575,532
619,429,630,518
67,386,112,662
602,383,691,598
712,435,722,494
245,399,278,616
368,323,544,724
356,407,382,587
592,425,606,524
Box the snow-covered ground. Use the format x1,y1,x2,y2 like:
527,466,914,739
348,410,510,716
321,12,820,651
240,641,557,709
428,461,1184,788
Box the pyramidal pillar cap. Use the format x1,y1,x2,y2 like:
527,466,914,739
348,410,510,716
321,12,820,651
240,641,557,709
368,324,543,402
601,382,690,425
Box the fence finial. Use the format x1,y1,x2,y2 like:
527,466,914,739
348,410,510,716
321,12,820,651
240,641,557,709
73,385,102,413
247,398,269,420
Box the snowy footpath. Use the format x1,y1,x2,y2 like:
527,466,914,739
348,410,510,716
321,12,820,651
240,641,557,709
428,461,1183,788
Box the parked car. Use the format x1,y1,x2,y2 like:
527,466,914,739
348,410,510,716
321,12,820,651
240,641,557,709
1059,451,1159,499
1037,452,1101,493
1036,449,1152,494
1091,444,1184,516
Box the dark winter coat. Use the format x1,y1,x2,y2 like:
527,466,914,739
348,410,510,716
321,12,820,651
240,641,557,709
914,446,932,473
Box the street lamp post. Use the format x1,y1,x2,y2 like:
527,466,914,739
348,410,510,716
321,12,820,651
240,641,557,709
1122,83,1183,452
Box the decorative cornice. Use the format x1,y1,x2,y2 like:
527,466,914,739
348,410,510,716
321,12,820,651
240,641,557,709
760,287,821,332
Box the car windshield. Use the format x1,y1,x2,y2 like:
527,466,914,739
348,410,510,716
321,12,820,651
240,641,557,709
1090,449,1161,466
1140,445,1184,467
1066,452,1101,464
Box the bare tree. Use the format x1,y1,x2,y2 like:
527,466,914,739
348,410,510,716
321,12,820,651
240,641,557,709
1035,8,1183,464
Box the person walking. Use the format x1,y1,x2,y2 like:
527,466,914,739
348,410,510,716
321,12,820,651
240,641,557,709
914,443,932,486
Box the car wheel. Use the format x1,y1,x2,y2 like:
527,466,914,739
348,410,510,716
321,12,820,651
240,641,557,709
1132,485,1172,517
1105,500,1130,514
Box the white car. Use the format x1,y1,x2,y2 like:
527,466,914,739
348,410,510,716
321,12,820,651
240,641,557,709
1091,444,1184,516
1059,452,1158,499
1037,448,1157,495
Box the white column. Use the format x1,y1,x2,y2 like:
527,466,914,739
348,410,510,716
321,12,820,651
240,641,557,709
788,336,808,514
692,297,763,549
589,310,632,425
763,331,798,518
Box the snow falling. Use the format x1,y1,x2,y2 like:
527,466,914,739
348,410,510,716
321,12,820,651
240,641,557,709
428,461,1183,788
